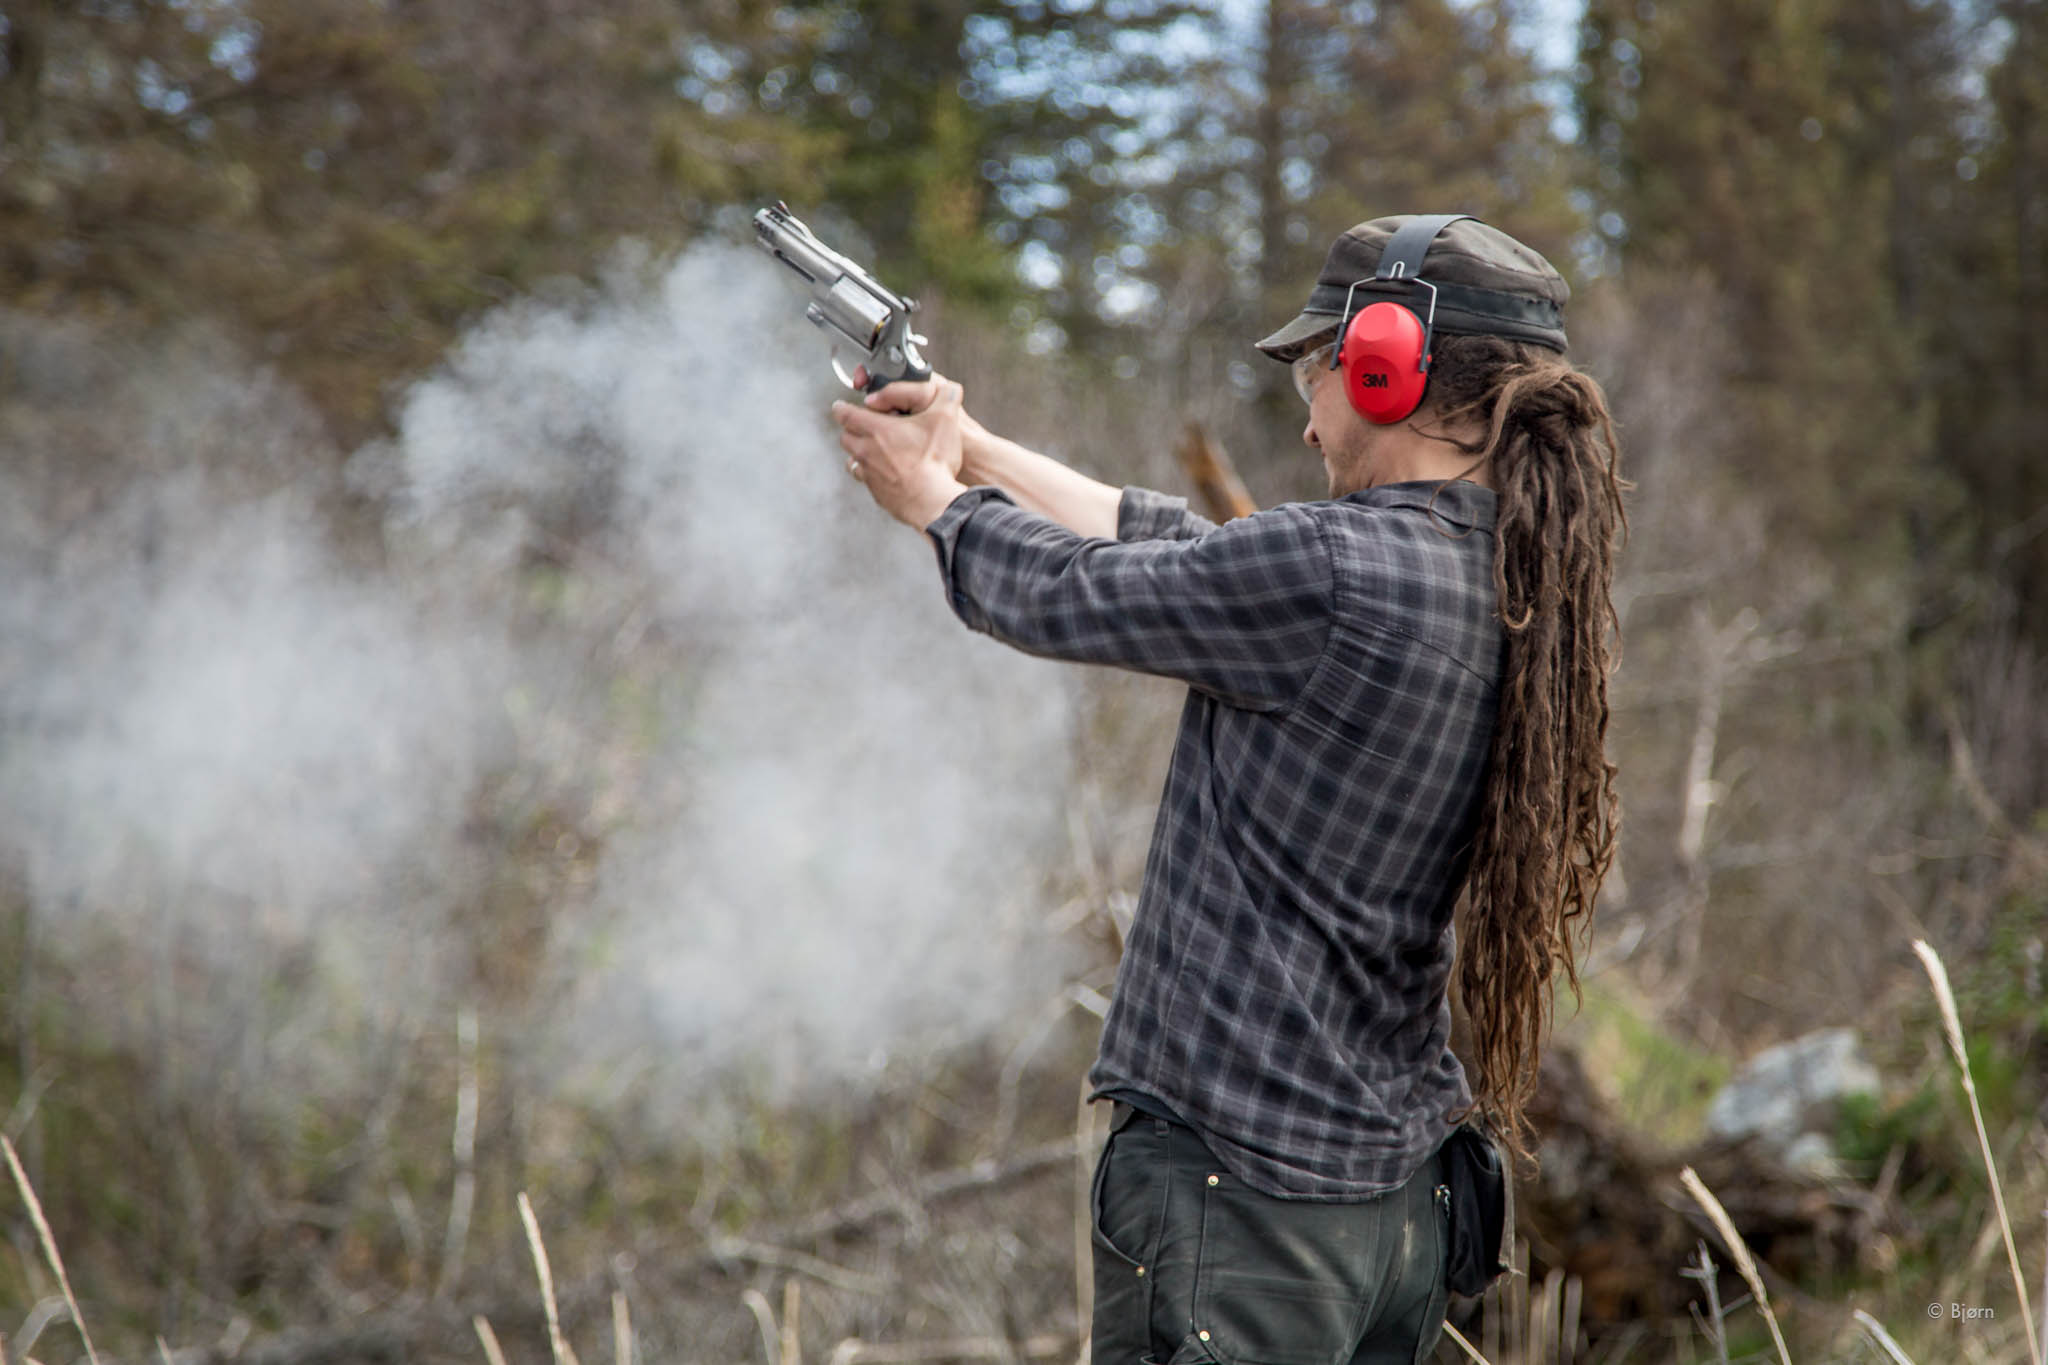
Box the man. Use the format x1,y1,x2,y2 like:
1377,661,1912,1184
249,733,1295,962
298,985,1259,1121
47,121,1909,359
830,215,1625,1365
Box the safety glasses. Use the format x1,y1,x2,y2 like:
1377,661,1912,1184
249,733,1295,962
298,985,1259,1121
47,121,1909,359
1291,339,1339,406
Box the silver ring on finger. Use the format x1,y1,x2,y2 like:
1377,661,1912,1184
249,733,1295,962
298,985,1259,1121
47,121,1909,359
846,456,864,478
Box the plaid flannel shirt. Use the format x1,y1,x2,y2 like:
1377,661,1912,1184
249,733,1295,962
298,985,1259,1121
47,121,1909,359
925,479,1503,1198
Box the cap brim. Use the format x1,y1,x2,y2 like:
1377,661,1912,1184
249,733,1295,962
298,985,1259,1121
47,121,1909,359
1253,310,1343,363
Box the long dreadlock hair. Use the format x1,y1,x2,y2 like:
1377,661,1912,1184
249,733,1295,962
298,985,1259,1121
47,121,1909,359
1425,332,1629,1168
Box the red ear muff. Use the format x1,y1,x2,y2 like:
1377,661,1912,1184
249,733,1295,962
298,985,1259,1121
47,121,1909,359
1339,300,1430,425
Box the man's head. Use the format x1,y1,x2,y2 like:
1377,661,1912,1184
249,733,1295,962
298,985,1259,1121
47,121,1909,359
1256,215,1571,366
1258,215,1573,496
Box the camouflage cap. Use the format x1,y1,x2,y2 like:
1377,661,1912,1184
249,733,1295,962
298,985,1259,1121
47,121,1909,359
1254,214,1570,361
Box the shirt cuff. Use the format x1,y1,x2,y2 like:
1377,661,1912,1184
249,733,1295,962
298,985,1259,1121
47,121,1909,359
924,484,1017,631
1118,486,1216,542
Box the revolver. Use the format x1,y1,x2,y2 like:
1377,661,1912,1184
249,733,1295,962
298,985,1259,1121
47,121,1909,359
753,201,932,394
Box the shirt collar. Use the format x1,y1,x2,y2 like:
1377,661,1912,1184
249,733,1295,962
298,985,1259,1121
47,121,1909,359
1340,479,1496,531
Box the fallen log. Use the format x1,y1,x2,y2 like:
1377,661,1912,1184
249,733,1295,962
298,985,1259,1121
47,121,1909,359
1519,1044,1895,1325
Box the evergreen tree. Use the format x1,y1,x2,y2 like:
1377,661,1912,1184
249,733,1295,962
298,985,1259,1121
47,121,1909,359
1576,0,1954,564
966,0,1244,351
791,0,1014,305
1264,0,1582,329
962,0,1583,442
1933,0,2048,640
0,0,836,437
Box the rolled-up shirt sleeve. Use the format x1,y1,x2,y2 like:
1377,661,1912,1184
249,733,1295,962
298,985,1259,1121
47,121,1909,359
1117,486,1218,542
924,485,1332,712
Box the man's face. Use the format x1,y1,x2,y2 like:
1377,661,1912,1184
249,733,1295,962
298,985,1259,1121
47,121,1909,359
1293,337,1381,498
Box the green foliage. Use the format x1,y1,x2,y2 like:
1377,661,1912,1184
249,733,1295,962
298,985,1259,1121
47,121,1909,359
1928,1,2048,641
1833,1084,1943,1169
1561,984,1731,1145
909,88,1015,307
0,0,840,438
1837,905,2043,1190
1954,891,2048,1111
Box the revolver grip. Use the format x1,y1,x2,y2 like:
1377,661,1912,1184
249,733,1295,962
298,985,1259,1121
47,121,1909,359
859,312,932,393
862,354,932,393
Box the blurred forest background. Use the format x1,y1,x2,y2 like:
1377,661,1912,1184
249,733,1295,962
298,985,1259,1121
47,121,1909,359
2,0,2046,1362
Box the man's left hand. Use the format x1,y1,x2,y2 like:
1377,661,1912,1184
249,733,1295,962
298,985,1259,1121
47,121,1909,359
830,371,972,528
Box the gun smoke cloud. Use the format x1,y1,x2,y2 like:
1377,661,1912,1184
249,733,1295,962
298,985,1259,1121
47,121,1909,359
0,242,1075,1128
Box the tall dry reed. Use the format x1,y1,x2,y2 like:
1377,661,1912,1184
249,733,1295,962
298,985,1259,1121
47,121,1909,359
1912,939,2042,1365
2,1134,100,1365
1679,1166,1791,1365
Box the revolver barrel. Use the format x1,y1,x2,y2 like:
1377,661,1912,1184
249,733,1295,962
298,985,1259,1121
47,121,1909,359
754,204,888,348
754,201,929,392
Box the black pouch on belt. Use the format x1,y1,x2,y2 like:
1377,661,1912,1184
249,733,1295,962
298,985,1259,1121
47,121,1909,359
1440,1122,1512,1296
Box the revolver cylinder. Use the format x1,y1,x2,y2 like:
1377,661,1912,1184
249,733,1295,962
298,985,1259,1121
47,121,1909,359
810,277,894,353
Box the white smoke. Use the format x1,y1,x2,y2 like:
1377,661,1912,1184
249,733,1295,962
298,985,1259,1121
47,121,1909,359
367,241,1080,1106
0,241,1076,1122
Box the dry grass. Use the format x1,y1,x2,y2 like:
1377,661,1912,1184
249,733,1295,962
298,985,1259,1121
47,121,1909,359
1679,1167,1791,1365
613,1290,635,1365
1913,938,2043,1365
0,935,2039,1365
1442,1321,1495,1363
520,1190,584,1365
2,1134,100,1365
473,1314,512,1365
1853,1308,1918,1365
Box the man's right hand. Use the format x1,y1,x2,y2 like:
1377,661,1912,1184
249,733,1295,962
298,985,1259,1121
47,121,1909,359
831,371,971,528
855,368,994,475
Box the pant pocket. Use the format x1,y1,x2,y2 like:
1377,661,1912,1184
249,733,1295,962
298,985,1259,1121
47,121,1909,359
1091,1121,1160,1270
1090,1121,1163,1365
1198,1270,1361,1365
1192,1177,1375,1365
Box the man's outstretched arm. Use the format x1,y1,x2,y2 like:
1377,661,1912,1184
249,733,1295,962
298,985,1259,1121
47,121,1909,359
956,421,1122,540
829,370,1326,710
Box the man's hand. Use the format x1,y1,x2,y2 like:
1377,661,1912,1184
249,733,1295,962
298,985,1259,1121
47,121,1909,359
830,371,972,528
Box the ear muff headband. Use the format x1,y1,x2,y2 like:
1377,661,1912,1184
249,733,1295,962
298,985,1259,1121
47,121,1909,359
1332,213,1472,425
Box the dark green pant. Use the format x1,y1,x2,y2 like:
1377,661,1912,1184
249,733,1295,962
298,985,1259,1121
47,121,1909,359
1089,1106,1449,1365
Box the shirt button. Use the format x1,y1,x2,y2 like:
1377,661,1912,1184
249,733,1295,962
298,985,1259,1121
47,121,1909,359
1198,1330,1212,1343
1135,1266,1146,1277
1207,1174,1220,1187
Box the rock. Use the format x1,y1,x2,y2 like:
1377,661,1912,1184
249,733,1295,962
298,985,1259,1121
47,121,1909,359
1704,1027,1880,1162
1781,1131,1839,1177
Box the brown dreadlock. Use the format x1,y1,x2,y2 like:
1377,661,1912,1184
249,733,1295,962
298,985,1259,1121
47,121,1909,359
1426,332,1629,1169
